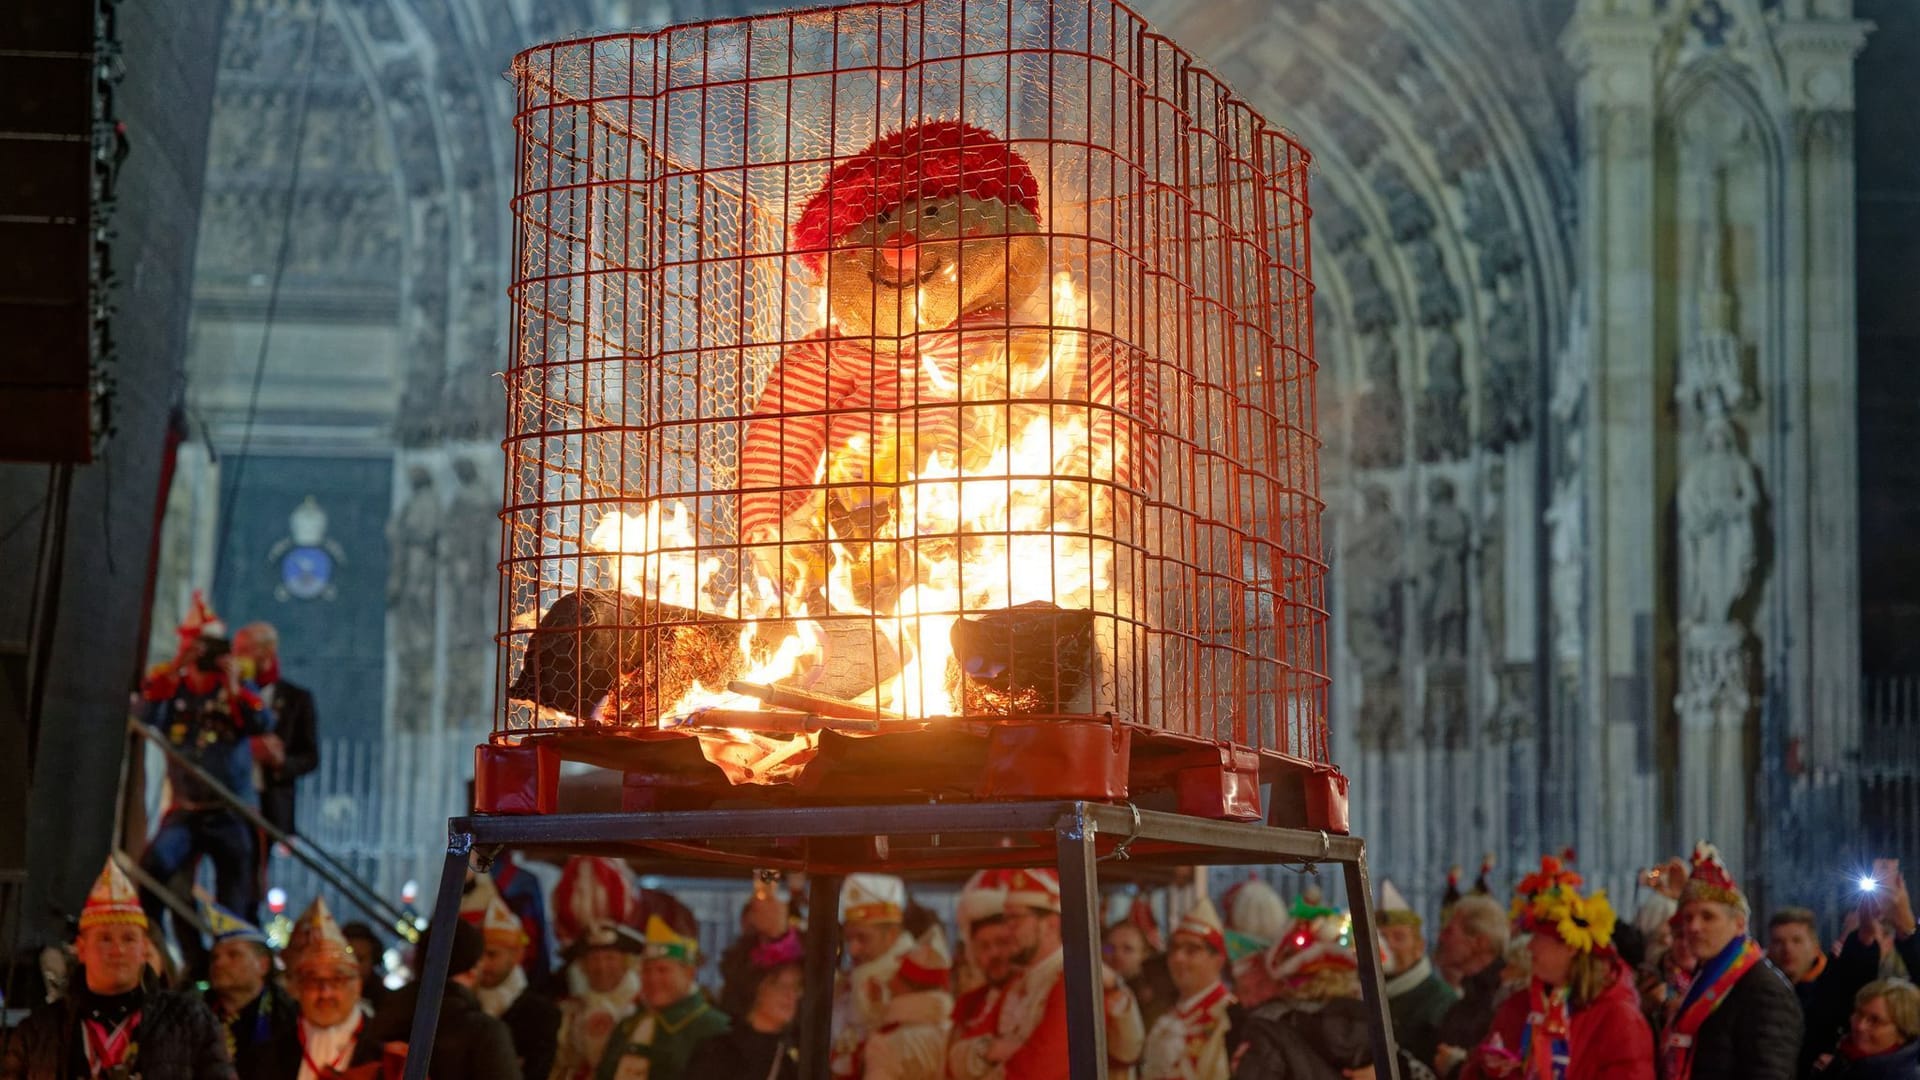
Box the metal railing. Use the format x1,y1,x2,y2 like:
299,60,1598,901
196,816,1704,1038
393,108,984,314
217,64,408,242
123,719,419,944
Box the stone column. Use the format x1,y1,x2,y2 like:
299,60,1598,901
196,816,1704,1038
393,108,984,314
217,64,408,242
1560,2,1664,883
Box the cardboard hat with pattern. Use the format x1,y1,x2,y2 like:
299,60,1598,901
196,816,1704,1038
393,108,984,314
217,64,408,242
957,869,1012,937
1681,841,1745,911
79,858,147,933
458,875,529,949
561,918,646,962
286,897,358,977
790,120,1044,273
895,926,952,991
1265,898,1357,985
641,914,699,965
1223,877,1288,946
839,873,906,926
199,895,265,947
1377,879,1421,930
1003,868,1062,915
1172,895,1227,955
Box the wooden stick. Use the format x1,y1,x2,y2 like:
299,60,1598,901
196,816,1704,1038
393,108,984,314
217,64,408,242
728,680,887,721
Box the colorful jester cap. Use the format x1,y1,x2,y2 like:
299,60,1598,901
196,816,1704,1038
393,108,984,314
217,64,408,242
1266,895,1357,985
286,897,358,978
896,926,952,991
1173,895,1227,955
1378,879,1421,931
839,873,906,927
641,915,699,965
200,896,266,947
1681,841,1745,910
1511,853,1617,955
790,121,1044,273
79,858,147,933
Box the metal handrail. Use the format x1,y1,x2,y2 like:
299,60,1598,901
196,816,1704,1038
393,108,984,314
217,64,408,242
125,718,420,943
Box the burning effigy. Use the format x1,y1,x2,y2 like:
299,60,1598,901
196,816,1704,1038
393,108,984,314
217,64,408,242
487,0,1332,812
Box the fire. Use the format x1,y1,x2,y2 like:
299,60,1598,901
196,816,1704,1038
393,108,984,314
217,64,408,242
579,273,1115,753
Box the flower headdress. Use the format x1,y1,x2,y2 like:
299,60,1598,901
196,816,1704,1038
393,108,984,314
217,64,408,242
1511,853,1617,955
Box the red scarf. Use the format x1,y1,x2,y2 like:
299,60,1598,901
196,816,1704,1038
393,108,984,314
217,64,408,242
1521,981,1570,1080
1661,937,1762,1080
83,1011,140,1077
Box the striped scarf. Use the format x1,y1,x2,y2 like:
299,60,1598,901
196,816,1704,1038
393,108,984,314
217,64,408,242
1661,936,1763,1080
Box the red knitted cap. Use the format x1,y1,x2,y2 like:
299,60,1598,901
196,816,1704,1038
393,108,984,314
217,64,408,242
791,121,1041,272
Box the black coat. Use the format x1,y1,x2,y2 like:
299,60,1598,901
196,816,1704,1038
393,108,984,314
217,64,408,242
501,987,561,1080
1683,956,1804,1080
1804,933,1920,1077
259,679,319,836
206,983,300,1080
685,1024,799,1080
1227,997,1436,1080
1434,961,1504,1076
358,981,522,1080
1,985,237,1080
1812,1040,1920,1080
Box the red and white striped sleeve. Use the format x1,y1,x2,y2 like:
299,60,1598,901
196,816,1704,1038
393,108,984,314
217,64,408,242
738,334,840,539
1086,334,1161,498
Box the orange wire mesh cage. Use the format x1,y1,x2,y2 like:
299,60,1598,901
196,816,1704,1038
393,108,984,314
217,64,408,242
494,0,1326,794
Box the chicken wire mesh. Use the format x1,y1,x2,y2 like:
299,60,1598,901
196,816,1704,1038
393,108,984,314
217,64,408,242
496,0,1326,771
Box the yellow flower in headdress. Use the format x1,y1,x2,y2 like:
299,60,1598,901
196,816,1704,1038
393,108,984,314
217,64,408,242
1552,889,1617,955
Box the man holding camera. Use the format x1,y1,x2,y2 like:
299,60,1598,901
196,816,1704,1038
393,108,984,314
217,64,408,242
136,595,277,929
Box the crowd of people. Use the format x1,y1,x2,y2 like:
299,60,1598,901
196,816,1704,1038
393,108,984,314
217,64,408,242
11,837,1919,1080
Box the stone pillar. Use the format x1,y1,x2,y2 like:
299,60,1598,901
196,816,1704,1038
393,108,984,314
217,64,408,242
1560,2,1664,884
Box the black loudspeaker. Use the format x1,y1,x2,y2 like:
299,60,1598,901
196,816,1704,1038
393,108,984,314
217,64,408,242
0,3,98,463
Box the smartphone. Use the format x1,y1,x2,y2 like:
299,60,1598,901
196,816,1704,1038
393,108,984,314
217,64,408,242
1875,858,1900,887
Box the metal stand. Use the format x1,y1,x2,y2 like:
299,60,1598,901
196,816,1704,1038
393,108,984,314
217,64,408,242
402,801,1400,1080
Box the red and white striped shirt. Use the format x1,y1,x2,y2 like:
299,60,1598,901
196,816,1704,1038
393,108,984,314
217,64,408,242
738,306,1159,540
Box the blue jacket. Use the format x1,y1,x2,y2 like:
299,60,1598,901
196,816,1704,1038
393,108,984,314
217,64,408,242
144,678,275,807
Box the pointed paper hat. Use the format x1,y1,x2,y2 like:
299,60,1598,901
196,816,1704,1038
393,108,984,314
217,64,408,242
1003,869,1062,915
177,589,228,642
895,925,952,990
839,873,906,926
199,895,265,946
956,869,1011,936
641,914,699,964
1172,894,1227,954
286,896,358,976
1471,854,1495,897
1442,866,1463,912
1377,879,1421,929
459,875,529,949
79,858,147,932
1681,841,1745,910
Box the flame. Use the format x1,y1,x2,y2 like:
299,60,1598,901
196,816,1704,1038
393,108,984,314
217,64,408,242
579,273,1115,747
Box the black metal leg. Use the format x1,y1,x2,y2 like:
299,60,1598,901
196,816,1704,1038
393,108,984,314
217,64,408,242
798,873,842,1080
1057,804,1106,1080
1344,845,1402,1080
402,839,470,1080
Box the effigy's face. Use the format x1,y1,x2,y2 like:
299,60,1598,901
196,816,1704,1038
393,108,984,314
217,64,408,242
823,194,1047,343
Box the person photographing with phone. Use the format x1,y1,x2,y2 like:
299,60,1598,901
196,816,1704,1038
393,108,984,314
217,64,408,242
1801,859,1920,1074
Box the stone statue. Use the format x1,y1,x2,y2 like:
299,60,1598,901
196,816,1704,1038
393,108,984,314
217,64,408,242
1420,477,1471,661
1675,620,1752,729
1350,336,1405,469
1478,460,1507,662
1678,416,1761,624
1418,332,1468,462
442,455,500,727
1344,484,1405,744
1545,433,1585,670
1675,208,1747,417
387,463,441,728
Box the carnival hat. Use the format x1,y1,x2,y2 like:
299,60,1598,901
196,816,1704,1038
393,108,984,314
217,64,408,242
895,926,952,991
551,856,636,949
1511,853,1617,955
1680,841,1745,912
286,897,358,978
839,873,906,926
199,896,266,948
1378,879,1422,930
79,857,147,933
641,914,700,965
1173,895,1227,955
1223,877,1289,946
957,869,1011,937
1265,896,1358,984
791,120,1043,273
1003,868,1062,916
